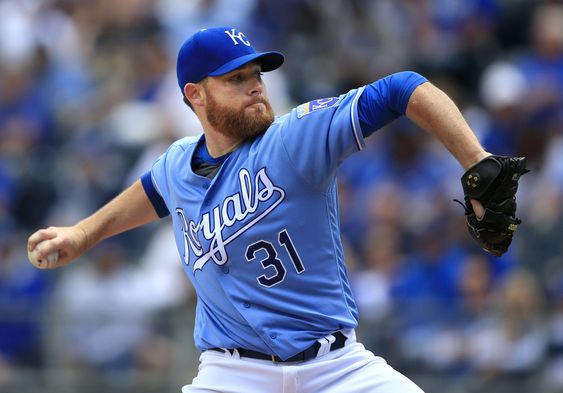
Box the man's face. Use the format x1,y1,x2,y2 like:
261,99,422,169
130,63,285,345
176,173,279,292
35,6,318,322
202,62,275,141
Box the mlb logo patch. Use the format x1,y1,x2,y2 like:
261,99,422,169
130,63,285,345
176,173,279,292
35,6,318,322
297,97,340,118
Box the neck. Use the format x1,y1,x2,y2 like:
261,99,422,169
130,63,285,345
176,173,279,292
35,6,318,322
201,123,244,158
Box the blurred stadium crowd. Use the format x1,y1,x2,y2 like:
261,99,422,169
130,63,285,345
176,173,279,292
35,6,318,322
1,0,563,392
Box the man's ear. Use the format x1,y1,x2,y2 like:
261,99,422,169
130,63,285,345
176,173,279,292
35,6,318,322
184,83,204,107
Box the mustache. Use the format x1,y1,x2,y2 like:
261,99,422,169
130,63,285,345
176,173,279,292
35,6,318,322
247,97,269,106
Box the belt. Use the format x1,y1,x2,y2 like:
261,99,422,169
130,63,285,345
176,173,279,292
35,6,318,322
208,331,347,363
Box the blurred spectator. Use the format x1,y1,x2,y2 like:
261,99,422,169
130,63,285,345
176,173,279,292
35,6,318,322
352,225,402,324
516,2,563,121
156,0,257,49
543,267,563,392
467,269,548,384
0,226,50,378
478,61,527,156
52,238,184,374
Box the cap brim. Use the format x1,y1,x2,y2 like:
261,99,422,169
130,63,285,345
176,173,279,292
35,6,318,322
208,51,284,77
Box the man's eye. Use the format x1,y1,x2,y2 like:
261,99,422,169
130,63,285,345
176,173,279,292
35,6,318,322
229,75,242,82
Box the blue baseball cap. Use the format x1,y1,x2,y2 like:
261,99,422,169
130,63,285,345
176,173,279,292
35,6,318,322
176,27,285,91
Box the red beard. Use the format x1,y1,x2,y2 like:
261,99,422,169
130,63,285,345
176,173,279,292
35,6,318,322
205,89,275,141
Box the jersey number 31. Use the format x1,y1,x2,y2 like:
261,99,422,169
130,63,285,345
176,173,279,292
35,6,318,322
245,229,305,288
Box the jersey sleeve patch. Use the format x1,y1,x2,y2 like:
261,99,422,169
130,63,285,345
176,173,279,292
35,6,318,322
296,97,340,118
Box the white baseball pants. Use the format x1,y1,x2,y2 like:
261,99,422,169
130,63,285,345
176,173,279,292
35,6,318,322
182,338,424,392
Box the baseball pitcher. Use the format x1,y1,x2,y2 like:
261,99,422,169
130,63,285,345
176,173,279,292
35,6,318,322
28,27,527,392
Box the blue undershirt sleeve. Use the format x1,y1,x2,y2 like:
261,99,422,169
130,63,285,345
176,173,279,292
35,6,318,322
358,71,428,137
141,171,170,218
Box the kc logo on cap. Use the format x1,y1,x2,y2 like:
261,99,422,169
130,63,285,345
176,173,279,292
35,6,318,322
176,26,284,91
224,29,251,46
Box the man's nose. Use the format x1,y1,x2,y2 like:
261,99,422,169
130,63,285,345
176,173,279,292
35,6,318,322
248,78,263,96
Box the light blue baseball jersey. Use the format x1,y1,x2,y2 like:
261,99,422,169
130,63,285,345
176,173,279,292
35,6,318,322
142,72,427,360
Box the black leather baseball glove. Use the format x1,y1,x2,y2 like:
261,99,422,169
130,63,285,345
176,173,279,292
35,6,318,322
457,155,529,257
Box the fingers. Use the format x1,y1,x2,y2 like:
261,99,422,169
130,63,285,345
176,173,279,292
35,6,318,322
30,252,53,270
28,227,58,252
28,225,89,270
470,199,485,220
27,227,65,270
34,238,59,258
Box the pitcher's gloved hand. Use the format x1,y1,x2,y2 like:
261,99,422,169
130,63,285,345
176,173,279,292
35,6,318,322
457,155,529,257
